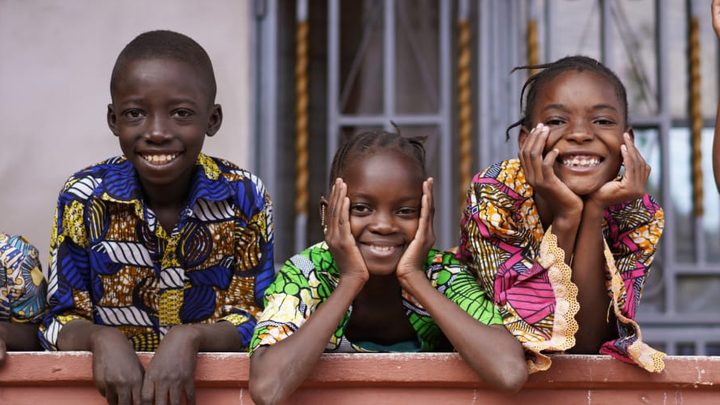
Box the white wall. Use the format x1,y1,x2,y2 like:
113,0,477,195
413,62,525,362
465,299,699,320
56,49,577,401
0,0,253,271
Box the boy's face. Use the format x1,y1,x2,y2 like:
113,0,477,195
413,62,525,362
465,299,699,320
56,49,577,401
107,57,222,196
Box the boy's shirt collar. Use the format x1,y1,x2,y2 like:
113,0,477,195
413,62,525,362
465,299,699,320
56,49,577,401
97,153,233,216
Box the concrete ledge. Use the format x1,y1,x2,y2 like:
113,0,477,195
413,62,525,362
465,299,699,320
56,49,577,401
1,353,718,404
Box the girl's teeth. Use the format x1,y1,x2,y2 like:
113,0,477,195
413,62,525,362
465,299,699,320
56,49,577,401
561,156,599,167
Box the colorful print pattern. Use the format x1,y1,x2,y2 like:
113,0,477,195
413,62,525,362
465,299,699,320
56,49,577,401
40,154,274,351
0,233,47,323
458,159,665,372
250,242,502,353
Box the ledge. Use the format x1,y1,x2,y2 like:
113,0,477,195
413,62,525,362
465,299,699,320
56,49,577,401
1,353,719,404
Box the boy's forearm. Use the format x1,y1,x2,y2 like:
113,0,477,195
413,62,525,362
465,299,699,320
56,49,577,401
569,201,614,353
0,322,41,351
167,322,245,352
398,272,527,392
57,319,124,351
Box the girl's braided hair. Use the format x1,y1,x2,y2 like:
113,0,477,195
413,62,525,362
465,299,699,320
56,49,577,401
505,55,629,140
328,128,427,188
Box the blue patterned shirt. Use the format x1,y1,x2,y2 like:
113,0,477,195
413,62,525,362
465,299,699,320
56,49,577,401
40,154,274,351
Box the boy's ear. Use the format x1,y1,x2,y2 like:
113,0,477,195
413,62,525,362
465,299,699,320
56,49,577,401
205,104,223,137
107,104,119,136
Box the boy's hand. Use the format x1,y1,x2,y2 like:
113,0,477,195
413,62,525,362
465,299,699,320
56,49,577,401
519,124,584,218
589,133,650,208
90,327,144,405
396,178,435,282
713,0,720,37
141,325,200,405
325,178,369,285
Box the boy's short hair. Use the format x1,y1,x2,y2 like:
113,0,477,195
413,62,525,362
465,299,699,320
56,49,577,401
110,30,217,102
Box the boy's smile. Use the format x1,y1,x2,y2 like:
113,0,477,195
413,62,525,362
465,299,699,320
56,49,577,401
107,57,222,202
342,151,424,276
523,70,627,196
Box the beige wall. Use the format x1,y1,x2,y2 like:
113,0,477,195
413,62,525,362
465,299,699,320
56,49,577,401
0,1,253,270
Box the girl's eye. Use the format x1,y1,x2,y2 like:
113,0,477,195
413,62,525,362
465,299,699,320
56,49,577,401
544,118,565,127
350,204,371,215
397,207,419,217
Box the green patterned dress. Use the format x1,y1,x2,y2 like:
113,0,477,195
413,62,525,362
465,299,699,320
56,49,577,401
250,242,502,353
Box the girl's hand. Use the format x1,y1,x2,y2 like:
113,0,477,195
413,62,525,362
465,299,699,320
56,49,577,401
519,124,583,216
589,133,650,208
396,178,436,282
324,178,369,284
713,0,720,37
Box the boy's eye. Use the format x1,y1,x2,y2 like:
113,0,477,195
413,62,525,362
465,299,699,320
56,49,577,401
123,109,145,120
594,118,616,126
172,109,195,119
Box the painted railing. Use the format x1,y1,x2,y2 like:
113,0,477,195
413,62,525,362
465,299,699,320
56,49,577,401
1,353,718,404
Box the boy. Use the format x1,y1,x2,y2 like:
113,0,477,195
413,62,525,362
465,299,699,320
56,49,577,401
0,233,46,366
40,31,274,405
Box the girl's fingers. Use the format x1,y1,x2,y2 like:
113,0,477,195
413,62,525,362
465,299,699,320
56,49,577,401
541,148,559,180
417,177,435,239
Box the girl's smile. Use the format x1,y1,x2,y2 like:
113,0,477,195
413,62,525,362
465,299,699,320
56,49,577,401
523,69,628,196
340,150,424,276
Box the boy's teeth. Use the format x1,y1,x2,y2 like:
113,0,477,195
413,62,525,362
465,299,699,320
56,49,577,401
142,153,179,164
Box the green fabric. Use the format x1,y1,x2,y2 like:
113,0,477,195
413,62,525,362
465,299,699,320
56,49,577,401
250,242,502,353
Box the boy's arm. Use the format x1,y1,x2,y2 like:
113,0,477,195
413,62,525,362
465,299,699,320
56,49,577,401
43,192,145,404
140,322,243,405
221,176,276,347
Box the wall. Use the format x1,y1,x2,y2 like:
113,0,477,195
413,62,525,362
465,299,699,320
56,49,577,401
1,353,719,404
0,0,253,269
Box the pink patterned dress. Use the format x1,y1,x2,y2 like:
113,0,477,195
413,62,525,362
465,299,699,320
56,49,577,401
458,159,665,373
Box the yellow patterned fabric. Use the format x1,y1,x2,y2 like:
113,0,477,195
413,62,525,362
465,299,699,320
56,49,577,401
40,154,274,351
458,159,665,373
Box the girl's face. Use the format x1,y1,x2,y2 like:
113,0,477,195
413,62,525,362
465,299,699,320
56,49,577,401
342,150,424,276
521,70,627,196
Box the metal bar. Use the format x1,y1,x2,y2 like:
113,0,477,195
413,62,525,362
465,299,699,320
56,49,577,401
336,115,444,126
438,0,452,248
600,0,614,67
294,0,310,253
327,0,340,168
384,0,395,129
254,0,278,198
